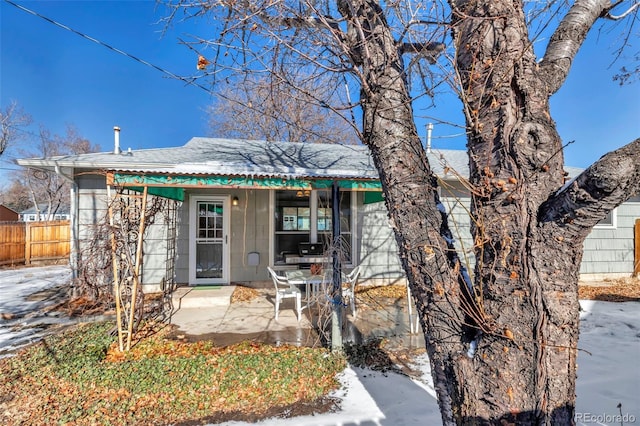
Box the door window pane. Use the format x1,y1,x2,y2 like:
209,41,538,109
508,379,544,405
283,207,297,230
196,243,222,278
317,208,331,231
198,201,223,239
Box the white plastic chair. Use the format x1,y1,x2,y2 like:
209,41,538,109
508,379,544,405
342,266,361,318
267,267,302,322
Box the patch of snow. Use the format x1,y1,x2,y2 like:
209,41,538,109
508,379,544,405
0,265,72,356
0,265,71,316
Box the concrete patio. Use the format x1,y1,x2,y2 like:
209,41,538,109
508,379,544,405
169,285,319,346
168,285,426,350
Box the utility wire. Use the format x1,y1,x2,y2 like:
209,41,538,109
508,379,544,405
2,122,42,141
3,0,215,96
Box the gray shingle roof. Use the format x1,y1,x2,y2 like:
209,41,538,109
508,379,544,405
17,137,475,180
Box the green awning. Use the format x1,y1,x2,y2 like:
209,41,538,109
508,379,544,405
312,179,382,190
112,173,382,201
126,186,185,201
363,191,385,204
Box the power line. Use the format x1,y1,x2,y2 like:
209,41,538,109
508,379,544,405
2,122,41,141
3,0,215,96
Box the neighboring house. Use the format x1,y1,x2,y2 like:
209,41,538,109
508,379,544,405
20,207,71,222
16,137,639,291
0,204,19,222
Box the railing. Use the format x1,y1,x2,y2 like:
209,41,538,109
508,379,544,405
0,220,70,266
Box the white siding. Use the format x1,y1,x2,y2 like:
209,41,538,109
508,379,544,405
76,174,109,269
581,202,639,277
357,195,405,285
440,182,474,270
76,173,179,289
228,189,271,283
175,201,190,284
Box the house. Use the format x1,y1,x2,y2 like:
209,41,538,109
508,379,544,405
16,136,639,291
20,206,71,222
0,205,19,222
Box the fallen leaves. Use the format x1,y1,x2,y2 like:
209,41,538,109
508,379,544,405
0,322,345,425
578,279,640,302
231,285,260,303
54,295,108,316
356,284,407,299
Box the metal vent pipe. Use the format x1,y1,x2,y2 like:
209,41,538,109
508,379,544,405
426,122,433,153
113,126,121,154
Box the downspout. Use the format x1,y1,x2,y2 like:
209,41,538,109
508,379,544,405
54,164,79,282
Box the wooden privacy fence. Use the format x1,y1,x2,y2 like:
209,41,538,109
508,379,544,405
0,220,70,266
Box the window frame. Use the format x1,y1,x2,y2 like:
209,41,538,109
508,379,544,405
593,207,617,229
271,189,356,267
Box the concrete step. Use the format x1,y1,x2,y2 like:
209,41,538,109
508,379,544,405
172,286,234,309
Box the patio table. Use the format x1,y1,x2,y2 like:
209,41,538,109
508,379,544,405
285,269,327,308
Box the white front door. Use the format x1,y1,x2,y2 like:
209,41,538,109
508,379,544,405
189,196,230,285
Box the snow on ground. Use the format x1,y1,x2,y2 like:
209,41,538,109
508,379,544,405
0,265,72,357
0,266,638,425
575,300,640,425
0,265,71,316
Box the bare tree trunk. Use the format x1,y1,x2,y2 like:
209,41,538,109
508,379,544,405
442,1,636,423
338,1,470,423
344,0,640,424
448,0,575,422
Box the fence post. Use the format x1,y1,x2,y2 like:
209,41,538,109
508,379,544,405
634,219,640,277
25,222,31,265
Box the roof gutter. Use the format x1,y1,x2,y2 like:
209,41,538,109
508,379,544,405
16,158,177,171
54,164,79,282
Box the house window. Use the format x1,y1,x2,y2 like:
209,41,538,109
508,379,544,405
281,207,310,230
283,213,297,230
274,190,353,264
594,208,616,229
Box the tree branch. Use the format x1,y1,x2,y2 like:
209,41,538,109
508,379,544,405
602,0,640,20
258,12,344,32
538,0,611,95
399,41,446,64
539,138,640,237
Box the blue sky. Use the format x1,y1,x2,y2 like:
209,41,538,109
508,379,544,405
1,0,638,175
